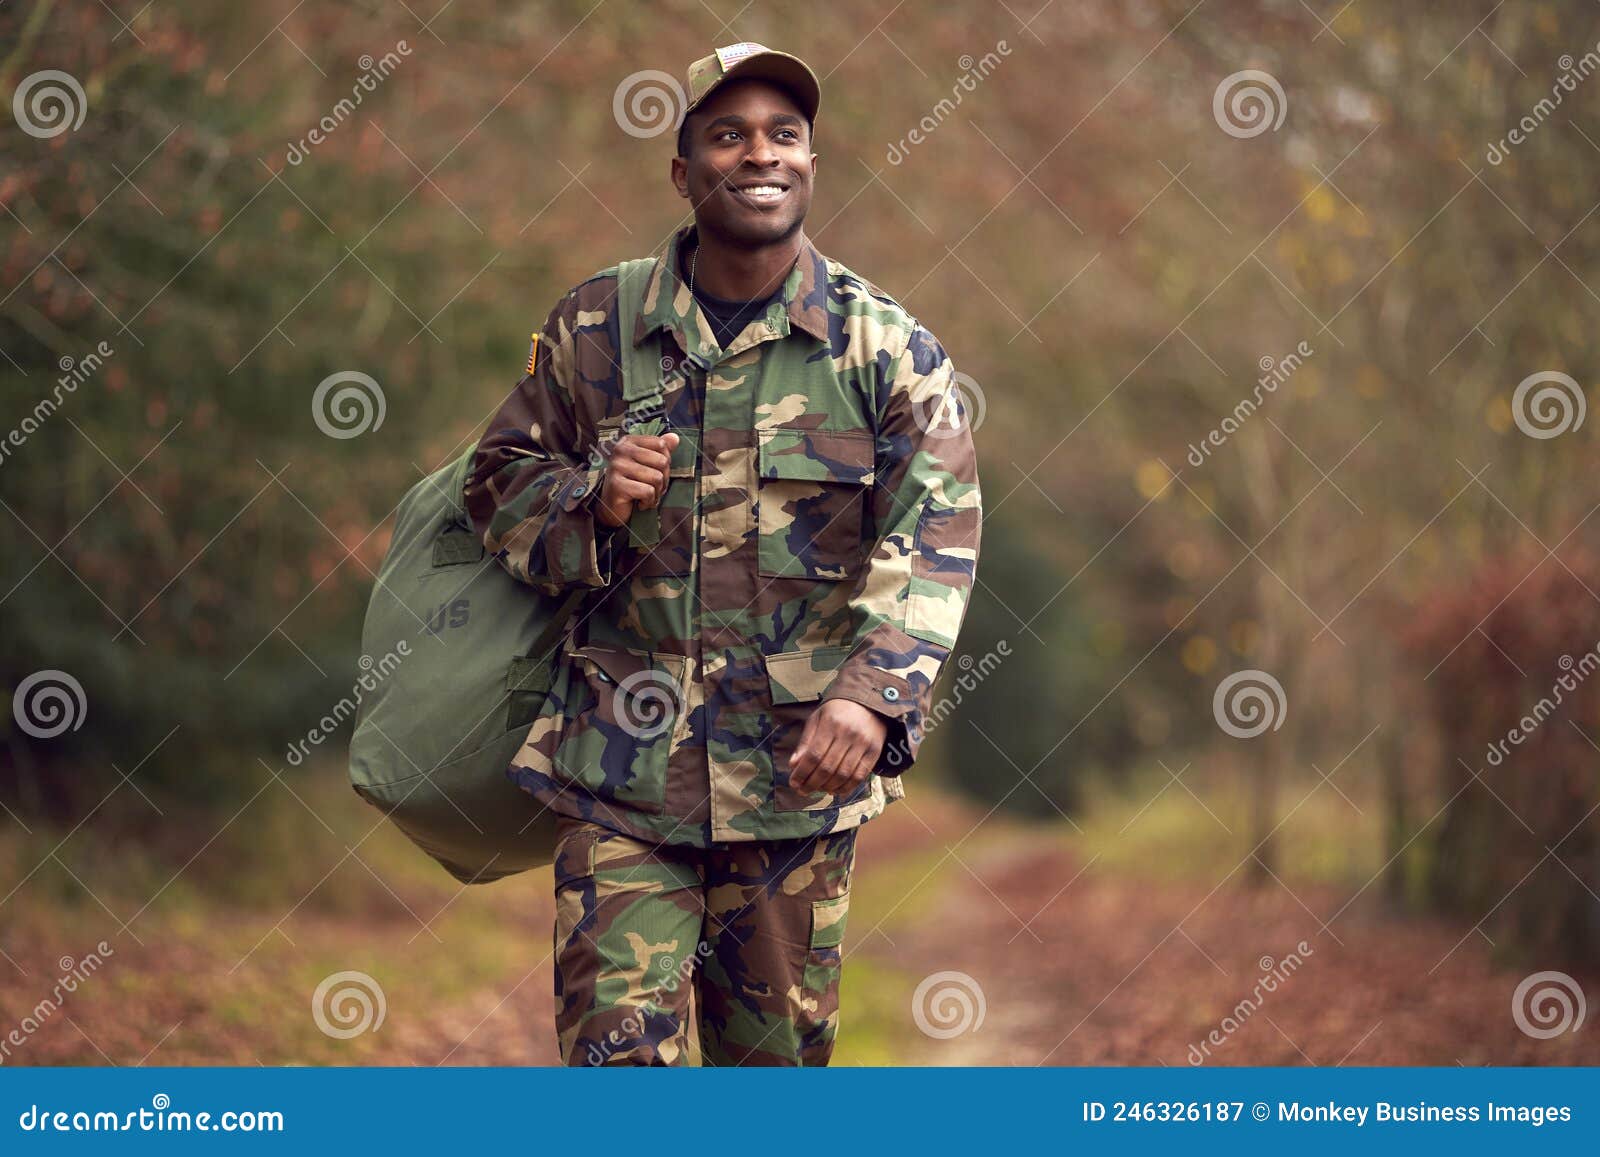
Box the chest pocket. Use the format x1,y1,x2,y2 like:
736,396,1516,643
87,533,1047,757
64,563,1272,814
756,428,875,581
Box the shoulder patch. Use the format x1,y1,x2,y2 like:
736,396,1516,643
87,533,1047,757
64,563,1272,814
525,332,540,375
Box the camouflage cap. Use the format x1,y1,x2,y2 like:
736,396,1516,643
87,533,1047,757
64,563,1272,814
683,42,821,124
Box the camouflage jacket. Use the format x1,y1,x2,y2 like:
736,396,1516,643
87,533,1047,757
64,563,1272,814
465,223,981,846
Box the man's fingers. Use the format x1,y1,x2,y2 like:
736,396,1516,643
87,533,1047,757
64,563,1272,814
613,442,672,473
611,453,670,483
608,459,668,493
617,433,674,460
822,742,866,795
808,732,852,794
612,439,674,507
843,743,876,789
789,748,822,791
789,705,883,795
794,728,842,792
607,476,657,504
790,714,822,780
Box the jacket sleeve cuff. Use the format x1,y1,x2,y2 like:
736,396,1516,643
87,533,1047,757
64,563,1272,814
546,458,613,588
821,664,924,778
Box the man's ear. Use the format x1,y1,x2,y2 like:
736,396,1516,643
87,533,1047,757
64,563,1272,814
671,155,688,198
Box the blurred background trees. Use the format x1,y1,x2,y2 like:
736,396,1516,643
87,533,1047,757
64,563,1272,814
2,0,1597,962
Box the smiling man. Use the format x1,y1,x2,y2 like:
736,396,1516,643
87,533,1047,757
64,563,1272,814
466,42,982,1066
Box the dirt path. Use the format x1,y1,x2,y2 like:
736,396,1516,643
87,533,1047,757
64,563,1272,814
3,785,1594,1067
876,834,1600,1066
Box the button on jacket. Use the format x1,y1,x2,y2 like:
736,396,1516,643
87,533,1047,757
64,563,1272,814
465,224,982,847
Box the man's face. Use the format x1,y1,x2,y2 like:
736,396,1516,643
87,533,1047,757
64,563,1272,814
672,78,816,247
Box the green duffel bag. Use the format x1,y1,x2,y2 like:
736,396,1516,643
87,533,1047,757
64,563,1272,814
345,445,585,884
346,257,661,884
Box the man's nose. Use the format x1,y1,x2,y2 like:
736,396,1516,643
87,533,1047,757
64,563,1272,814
746,134,782,166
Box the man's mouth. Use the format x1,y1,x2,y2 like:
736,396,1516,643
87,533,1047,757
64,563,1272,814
730,182,791,209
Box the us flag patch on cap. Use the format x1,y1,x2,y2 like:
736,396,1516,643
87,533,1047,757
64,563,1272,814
525,332,540,375
715,42,766,71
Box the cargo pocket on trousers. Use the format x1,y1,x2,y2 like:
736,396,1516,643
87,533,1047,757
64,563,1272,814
766,645,871,812
552,821,599,891
551,820,600,975
756,429,874,581
809,893,849,951
796,892,850,1061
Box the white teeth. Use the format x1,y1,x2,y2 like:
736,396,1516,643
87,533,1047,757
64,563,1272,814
741,186,785,197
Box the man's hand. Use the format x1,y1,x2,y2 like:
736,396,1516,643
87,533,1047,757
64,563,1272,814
788,699,889,797
595,432,679,527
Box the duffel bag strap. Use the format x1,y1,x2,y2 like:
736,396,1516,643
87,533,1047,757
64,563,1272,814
616,256,667,433
500,260,654,671
522,585,586,668
614,256,674,549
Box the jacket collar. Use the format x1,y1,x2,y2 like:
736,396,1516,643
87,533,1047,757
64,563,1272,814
632,223,831,360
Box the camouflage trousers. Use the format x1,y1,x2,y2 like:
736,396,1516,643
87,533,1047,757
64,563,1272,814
551,814,856,1066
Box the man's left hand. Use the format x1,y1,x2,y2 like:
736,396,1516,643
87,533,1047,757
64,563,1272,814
788,700,889,797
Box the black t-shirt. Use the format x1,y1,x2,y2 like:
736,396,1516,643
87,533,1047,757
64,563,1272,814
679,246,781,350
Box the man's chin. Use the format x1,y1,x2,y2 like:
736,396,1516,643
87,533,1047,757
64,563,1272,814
717,213,806,249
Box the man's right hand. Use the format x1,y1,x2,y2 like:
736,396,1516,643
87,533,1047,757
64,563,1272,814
595,432,680,527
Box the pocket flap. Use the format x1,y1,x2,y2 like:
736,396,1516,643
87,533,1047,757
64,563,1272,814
572,643,651,688
570,644,686,690
758,429,874,486
552,827,598,889
810,894,849,949
766,645,853,705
